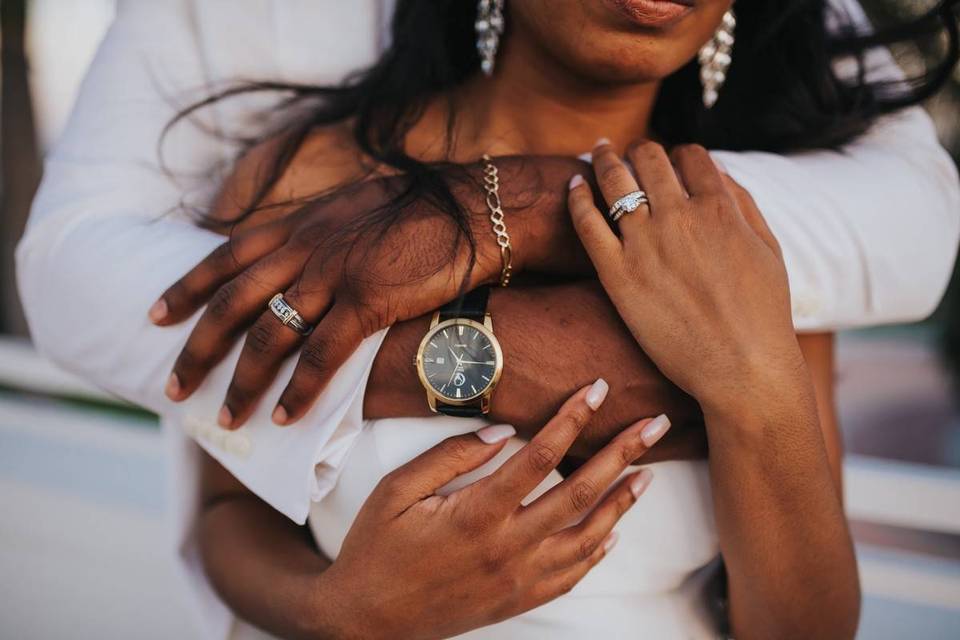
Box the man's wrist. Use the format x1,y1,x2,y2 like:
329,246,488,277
461,156,593,280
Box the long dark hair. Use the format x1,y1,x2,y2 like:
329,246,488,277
166,0,959,257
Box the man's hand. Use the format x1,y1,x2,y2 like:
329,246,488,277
150,155,590,429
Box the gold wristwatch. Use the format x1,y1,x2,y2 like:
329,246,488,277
415,288,503,417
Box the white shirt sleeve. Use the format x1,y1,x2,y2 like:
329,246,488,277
712,0,960,331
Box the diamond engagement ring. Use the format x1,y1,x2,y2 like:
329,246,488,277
609,190,649,222
268,293,313,335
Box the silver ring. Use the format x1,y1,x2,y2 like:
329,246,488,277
268,293,313,336
609,190,649,222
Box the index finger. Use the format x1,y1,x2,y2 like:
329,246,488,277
480,379,609,512
150,218,291,326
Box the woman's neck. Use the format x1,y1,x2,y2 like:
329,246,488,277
407,33,660,162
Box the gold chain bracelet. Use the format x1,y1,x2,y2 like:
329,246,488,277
481,154,513,287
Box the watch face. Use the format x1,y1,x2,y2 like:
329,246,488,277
419,320,500,402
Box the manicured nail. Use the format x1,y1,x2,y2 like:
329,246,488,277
585,378,609,410
641,414,671,447
148,298,168,323
595,137,611,147
164,373,181,400
217,405,233,428
577,152,593,163
477,424,516,444
568,174,585,190
630,469,653,499
603,530,620,553
272,405,288,426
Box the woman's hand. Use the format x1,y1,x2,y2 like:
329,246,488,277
568,140,806,417
315,382,667,640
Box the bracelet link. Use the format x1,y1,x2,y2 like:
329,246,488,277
481,154,513,287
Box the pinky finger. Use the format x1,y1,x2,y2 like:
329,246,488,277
567,175,622,276
531,532,613,606
539,470,651,572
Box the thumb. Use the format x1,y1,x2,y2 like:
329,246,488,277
377,425,516,508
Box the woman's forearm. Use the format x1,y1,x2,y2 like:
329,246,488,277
705,349,859,640
364,281,706,462
197,455,353,639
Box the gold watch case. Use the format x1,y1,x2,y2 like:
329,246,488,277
414,312,504,414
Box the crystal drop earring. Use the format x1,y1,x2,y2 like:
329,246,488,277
698,9,736,109
476,0,505,76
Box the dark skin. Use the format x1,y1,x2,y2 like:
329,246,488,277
154,154,704,461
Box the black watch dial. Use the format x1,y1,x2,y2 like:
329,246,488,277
420,321,499,402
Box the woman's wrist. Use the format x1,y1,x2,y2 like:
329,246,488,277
305,569,378,640
698,353,818,439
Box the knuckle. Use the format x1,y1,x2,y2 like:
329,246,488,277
556,576,579,596
628,139,664,161
245,321,279,355
560,405,592,435
479,546,507,574
672,143,707,160
618,441,639,466
597,163,626,185
569,479,599,513
373,471,403,500
528,444,559,474
616,486,636,517
300,338,331,372
437,436,471,464
577,535,601,562
206,284,238,321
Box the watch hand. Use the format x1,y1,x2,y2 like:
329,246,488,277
446,350,465,386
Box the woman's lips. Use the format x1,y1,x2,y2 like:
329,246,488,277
606,0,695,29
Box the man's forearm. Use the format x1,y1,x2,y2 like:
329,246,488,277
364,281,706,462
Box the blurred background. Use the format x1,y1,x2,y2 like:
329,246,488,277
0,1,958,639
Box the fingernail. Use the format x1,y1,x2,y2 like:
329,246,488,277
603,530,620,553
272,405,288,426
217,405,233,428
577,152,593,163
164,373,181,400
630,469,653,499
148,298,168,323
585,378,608,410
477,424,516,444
568,174,585,190
594,137,611,147
641,414,671,447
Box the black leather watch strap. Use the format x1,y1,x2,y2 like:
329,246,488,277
438,287,490,323
436,288,491,418
437,403,485,418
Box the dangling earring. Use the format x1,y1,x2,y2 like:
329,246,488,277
476,0,505,76
698,9,736,109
